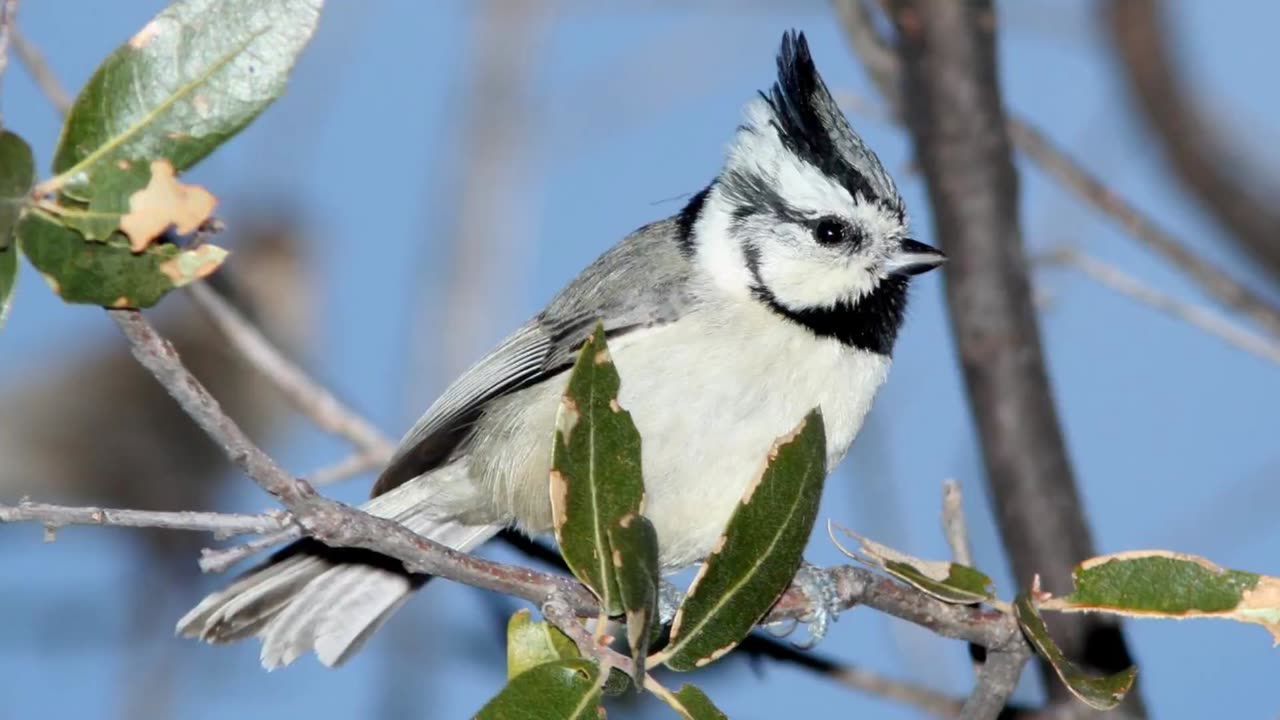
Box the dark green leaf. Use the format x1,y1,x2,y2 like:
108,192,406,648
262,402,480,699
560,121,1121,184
0,130,34,326
550,323,645,615
506,609,580,680
46,0,323,202
660,410,826,672
474,659,603,720
18,209,226,308
657,685,728,720
1014,592,1136,710
607,513,660,685
51,161,151,241
830,526,994,604
1041,551,1279,643
0,130,35,249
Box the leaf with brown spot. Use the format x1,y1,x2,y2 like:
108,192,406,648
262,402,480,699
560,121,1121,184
607,513,660,685
45,0,323,202
119,160,217,251
549,323,645,616
659,409,826,672
829,523,995,604
656,684,728,720
17,209,226,308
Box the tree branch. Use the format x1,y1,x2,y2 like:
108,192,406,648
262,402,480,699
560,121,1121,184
832,0,1280,341
0,500,289,537
1104,0,1280,287
884,0,1141,712
186,283,395,461
959,646,1032,720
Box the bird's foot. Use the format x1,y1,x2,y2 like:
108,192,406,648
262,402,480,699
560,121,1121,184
764,562,840,649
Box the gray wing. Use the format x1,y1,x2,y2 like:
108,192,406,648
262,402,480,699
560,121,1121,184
372,217,693,496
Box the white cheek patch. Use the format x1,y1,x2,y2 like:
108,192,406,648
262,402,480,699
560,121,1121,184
757,244,878,309
693,187,755,301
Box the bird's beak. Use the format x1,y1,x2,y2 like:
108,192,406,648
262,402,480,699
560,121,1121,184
884,238,946,277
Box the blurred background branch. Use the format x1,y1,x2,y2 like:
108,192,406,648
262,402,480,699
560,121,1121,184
1104,0,1280,288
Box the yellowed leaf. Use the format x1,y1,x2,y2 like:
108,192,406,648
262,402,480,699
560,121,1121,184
120,160,217,252
157,244,228,286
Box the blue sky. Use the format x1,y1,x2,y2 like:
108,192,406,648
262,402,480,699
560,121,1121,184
3,2,1279,718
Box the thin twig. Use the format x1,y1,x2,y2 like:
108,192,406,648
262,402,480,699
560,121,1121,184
199,527,301,573
306,450,386,486
959,645,1032,720
832,0,1280,342
1044,247,1280,366
9,27,71,115
941,479,973,567
0,500,289,538
187,283,395,460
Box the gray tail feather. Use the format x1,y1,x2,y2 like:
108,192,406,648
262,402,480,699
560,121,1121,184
176,514,498,669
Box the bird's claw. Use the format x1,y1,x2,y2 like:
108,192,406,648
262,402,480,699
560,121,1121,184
766,562,840,649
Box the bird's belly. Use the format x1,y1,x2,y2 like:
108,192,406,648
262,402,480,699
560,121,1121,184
470,308,891,571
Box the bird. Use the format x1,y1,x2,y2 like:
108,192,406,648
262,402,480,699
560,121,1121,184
177,30,945,670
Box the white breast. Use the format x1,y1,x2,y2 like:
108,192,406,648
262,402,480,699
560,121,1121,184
467,297,891,571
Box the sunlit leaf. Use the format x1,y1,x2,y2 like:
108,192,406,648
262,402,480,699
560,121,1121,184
829,523,994,604
660,410,825,672
18,209,226,308
474,659,603,720
1015,591,1136,710
506,609,580,680
656,684,728,720
0,130,34,326
549,323,645,616
1040,551,1280,644
608,512,660,685
44,0,323,203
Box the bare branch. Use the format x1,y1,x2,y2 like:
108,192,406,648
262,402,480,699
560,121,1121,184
941,479,973,567
1104,0,1280,287
186,283,395,460
832,0,1280,341
199,528,300,573
959,645,1033,720
9,27,71,115
1006,120,1280,340
885,0,1139,710
0,500,289,537
1044,247,1280,366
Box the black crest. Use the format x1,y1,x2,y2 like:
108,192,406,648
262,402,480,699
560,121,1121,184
765,31,903,218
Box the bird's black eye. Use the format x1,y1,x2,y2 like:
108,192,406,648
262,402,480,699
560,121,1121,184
812,216,848,246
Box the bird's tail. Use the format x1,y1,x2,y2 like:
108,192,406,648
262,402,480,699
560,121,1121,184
176,484,499,669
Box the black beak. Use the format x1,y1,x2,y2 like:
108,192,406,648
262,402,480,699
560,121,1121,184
885,238,947,277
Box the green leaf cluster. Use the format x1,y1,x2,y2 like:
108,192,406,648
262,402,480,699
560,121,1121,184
1,0,322,320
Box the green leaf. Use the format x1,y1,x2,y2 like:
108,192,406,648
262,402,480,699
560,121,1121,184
474,659,603,720
0,130,34,326
660,410,826,672
607,513,660,685
1014,592,1137,710
550,323,645,616
1040,551,1280,643
18,209,226,308
46,0,323,201
50,161,152,241
656,685,728,720
505,609,580,680
829,524,994,604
